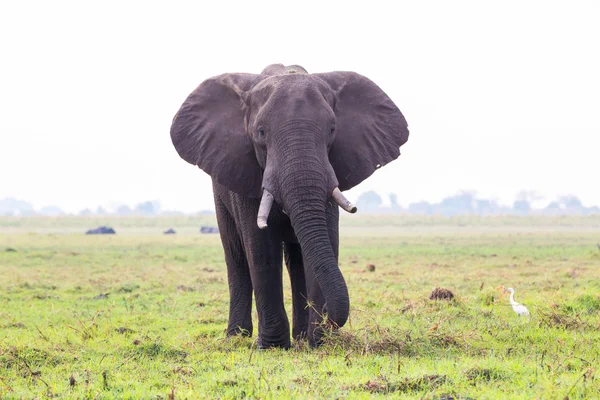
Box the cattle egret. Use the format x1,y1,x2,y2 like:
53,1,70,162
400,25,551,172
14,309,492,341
505,287,530,316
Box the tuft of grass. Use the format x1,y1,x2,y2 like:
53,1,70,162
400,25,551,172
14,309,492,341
464,367,506,383
572,294,600,313
360,374,447,394
130,342,188,361
118,283,140,293
538,309,591,330
478,288,498,306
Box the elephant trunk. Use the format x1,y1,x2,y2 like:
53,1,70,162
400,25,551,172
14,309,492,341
287,201,350,328
273,123,349,328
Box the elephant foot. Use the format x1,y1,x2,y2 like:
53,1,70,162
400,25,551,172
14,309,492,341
292,325,308,341
226,325,253,337
308,331,325,348
307,319,337,347
307,313,327,347
257,334,291,350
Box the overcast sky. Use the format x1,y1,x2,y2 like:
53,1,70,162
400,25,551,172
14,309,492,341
1,1,598,213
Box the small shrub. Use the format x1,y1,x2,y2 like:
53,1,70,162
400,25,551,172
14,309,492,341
478,289,497,306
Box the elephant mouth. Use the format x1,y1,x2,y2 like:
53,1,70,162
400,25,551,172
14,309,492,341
257,187,356,229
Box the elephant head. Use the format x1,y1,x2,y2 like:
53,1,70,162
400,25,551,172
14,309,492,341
171,64,409,328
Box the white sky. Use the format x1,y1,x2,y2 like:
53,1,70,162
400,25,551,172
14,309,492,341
1,0,599,213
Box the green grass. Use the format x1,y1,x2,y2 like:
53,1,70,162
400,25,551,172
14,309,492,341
1,216,599,399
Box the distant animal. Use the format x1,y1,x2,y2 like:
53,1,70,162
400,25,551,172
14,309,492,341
171,63,409,348
164,228,177,234
200,226,219,234
85,226,116,235
505,287,530,316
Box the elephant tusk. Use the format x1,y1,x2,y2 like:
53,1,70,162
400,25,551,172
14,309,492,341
257,189,274,229
332,187,357,213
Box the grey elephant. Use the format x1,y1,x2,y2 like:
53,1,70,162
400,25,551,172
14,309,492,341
171,64,409,348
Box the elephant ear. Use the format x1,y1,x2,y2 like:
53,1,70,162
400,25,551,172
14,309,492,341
171,73,265,198
315,72,409,191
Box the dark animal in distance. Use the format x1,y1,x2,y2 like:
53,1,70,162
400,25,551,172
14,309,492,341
171,63,409,348
200,226,219,234
85,226,116,235
164,228,177,234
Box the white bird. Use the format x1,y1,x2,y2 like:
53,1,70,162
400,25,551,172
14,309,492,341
505,287,530,316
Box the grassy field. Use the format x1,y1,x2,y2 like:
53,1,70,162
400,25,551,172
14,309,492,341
1,216,599,399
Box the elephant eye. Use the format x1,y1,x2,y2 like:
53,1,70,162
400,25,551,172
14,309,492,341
330,125,335,134
257,126,266,138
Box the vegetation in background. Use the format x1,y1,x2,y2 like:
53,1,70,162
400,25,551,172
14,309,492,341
3,191,600,217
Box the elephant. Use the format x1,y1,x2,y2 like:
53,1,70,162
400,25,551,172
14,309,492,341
170,63,409,348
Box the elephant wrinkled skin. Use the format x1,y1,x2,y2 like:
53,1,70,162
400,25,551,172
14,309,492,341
171,64,409,348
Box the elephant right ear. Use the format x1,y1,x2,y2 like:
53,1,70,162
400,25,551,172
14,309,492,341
171,73,265,198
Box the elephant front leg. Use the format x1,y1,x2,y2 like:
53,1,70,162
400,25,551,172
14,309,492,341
248,257,290,348
243,231,290,349
284,242,309,341
225,254,253,336
215,198,253,337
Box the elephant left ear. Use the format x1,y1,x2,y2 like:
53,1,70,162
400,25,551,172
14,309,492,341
315,72,409,191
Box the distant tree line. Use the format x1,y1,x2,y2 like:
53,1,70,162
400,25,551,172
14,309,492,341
355,191,600,216
0,199,201,217
1,192,599,216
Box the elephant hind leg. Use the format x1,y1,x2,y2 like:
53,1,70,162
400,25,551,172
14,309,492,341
284,242,309,341
215,196,253,337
